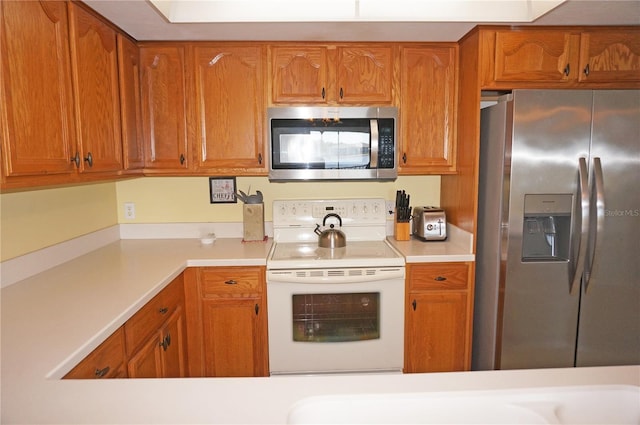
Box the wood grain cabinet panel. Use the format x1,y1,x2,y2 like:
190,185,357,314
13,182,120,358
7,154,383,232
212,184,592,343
64,326,127,379
0,0,77,179
399,45,458,174
404,262,474,373
269,44,395,105
68,3,123,173
117,34,145,170
184,266,269,377
190,45,266,173
125,274,188,378
578,30,640,83
140,44,190,171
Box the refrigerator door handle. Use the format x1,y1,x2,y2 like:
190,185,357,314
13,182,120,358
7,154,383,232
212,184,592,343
569,157,590,295
585,157,605,293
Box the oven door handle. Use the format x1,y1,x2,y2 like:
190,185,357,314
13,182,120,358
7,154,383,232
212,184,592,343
267,268,405,284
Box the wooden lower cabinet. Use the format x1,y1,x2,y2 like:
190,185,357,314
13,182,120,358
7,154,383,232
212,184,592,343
127,306,187,378
184,266,269,377
125,274,188,378
404,262,474,373
63,326,127,379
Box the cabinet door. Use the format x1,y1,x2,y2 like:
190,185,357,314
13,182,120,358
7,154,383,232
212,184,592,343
405,291,467,373
0,0,77,178
270,46,329,104
127,331,163,378
140,45,190,171
68,4,123,173
117,34,145,170
192,45,266,172
400,45,457,174
159,306,188,378
578,30,640,83
492,30,579,84
337,45,394,104
201,297,268,377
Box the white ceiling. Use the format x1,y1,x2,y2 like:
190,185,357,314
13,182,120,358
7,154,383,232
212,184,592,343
83,0,640,42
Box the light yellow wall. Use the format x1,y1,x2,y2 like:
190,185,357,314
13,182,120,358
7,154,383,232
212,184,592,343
0,182,118,261
115,176,441,222
0,176,440,261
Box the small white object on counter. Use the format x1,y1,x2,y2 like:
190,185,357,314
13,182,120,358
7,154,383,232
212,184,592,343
200,232,217,245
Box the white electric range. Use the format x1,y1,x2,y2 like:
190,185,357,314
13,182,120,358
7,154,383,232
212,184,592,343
266,198,406,375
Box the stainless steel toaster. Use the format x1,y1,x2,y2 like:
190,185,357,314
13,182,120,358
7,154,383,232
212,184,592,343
412,206,447,241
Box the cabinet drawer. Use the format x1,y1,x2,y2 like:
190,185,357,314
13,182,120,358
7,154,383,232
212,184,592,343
199,267,263,296
64,327,126,379
125,275,184,355
408,263,469,291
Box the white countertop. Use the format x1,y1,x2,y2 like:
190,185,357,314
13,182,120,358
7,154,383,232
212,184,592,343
2,234,638,424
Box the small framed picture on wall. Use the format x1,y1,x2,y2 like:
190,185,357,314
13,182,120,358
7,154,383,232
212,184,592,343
209,177,237,203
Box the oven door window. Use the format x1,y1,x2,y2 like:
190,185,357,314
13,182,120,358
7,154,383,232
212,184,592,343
292,292,380,342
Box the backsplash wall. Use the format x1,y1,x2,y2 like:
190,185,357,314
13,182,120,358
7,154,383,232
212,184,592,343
115,176,441,222
0,175,439,262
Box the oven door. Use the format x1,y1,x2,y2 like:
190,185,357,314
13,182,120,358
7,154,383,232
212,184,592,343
266,267,405,375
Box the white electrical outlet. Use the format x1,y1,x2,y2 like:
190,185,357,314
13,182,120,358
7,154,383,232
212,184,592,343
385,200,395,219
124,202,136,220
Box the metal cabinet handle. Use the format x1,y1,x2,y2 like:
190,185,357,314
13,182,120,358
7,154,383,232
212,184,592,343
84,152,93,167
412,299,417,311
321,87,325,99
165,333,171,348
179,154,185,165
158,307,168,314
402,153,407,164
583,63,590,77
160,334,170,351
94,366,110,378
258,153,263,165
71,152,80,168
563,63,571,76
224,279,237,285
255,303,259,315
434,276,447,281
339,87,344,99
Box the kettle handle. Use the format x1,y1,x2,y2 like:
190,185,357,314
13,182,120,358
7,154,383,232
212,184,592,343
322,213,342,227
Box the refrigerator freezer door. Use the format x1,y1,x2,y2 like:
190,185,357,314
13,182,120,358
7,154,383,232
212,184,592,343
499,90,593,369
576,90,640,366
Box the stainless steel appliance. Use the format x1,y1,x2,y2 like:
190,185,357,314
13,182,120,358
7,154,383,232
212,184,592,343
412,206,447,241
266,198,405,375
267,107,398,181
474,90,640,370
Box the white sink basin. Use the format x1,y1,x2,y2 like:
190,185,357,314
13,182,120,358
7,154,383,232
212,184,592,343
288,385,640,424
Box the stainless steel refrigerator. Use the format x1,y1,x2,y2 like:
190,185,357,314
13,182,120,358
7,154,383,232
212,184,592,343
473,89,640,370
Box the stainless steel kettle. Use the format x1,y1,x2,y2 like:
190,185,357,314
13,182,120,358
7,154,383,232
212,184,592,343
314,213,346,249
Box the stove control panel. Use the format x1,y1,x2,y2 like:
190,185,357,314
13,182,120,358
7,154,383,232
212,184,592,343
273,198,387,228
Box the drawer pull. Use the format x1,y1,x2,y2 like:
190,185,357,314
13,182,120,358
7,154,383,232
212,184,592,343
255,303,260,315
158,307,169,314
224,279,238,285
412,299,417,311
94,366,110,378
434,276,447,281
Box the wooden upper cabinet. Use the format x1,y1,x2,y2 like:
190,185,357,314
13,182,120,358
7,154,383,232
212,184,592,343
399,45,458,174
336,45,394,104
68,3,123,173
140,44,190,171
578,29,640,83
190,45,266,173
0,0,77,178
270,46,328,104
117,34,145,170
491,30,579,84
269,44,395,105
481,27,640,88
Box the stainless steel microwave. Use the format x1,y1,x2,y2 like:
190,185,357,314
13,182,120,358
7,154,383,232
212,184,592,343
268,107,398,181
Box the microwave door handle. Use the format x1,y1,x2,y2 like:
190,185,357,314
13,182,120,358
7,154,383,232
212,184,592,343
370,119,379,169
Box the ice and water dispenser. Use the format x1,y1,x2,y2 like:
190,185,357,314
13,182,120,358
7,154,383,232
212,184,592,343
522,194,572,262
